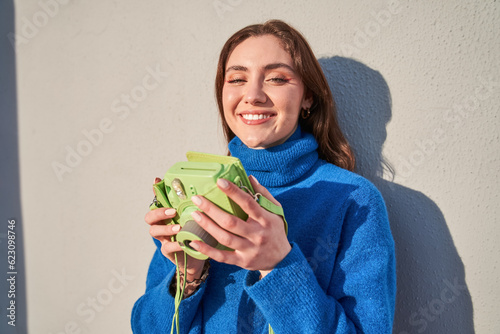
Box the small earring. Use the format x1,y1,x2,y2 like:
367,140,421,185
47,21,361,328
301,108,311,119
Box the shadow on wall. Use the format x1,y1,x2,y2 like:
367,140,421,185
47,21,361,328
0,1,28,333
318,57,474,334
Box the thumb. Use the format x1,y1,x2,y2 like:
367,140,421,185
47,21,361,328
248,175,281,207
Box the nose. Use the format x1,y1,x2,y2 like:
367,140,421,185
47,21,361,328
244,79,267,105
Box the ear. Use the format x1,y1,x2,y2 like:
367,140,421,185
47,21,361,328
301,90,314,110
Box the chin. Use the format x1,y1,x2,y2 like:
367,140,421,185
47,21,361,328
241,137,267,149
244,142,265,149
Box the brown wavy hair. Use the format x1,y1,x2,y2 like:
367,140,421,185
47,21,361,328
215,19,355,171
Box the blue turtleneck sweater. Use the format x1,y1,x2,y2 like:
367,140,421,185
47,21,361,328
131,127,396,333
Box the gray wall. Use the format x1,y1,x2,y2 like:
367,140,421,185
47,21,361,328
1,1,498,333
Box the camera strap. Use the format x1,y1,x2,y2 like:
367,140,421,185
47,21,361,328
257,195,288,233
238,182,288,235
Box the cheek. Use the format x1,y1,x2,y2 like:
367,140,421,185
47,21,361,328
222,86,238,108
275,91,303,118
222,90,237,125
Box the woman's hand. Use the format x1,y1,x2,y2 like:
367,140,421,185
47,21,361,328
188,175,291,278
144,177,206,281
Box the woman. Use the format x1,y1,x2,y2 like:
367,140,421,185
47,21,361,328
132,20,396,333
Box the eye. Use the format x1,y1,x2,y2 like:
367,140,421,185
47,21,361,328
227,78,246,84
226,74,247,84
267,77,290,84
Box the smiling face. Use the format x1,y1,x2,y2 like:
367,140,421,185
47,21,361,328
222,35,313,149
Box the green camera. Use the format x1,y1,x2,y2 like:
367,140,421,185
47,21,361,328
152,152,286,334
151,152,263,260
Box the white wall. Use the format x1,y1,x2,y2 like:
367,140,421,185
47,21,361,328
1,0,498,333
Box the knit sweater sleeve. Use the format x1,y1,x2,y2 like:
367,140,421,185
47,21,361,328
244,181,396,333
131,239,206,334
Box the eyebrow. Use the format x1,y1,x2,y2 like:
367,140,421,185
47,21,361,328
226,63,296,73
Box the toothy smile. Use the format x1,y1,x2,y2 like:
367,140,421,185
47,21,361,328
241,114,272,120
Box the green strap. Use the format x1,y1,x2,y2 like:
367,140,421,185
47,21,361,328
256,195,284,334
150,180,172,210
170,252,188,334
256,194,288,236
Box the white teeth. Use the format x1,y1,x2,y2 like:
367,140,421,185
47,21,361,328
242,114,271,120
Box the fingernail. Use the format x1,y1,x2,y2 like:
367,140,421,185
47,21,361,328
191,196,202,206
217,178,229,189
250,175,259,185
172,225,181,232
191,211,201,222
189,241,200,250
165,208,176,216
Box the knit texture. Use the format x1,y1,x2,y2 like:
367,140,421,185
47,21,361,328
131,126,396,333
228,127,318,187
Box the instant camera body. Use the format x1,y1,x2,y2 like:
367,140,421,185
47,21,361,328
150,152,255,260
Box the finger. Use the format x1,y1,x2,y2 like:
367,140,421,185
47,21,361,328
189,240,239,266
144,208,177,225
249,175,281,207
152,177,162,196
160,239,183,256
191,194,253,237
190,210,250,250
215,178,267,220
149,223,181,239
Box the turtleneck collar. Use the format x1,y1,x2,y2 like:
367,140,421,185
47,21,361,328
228,126,319,187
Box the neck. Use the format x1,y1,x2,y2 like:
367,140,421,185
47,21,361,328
228,126,319,187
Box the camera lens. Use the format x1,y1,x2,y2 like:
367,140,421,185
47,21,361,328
180,240,195,251
176,220,219,260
